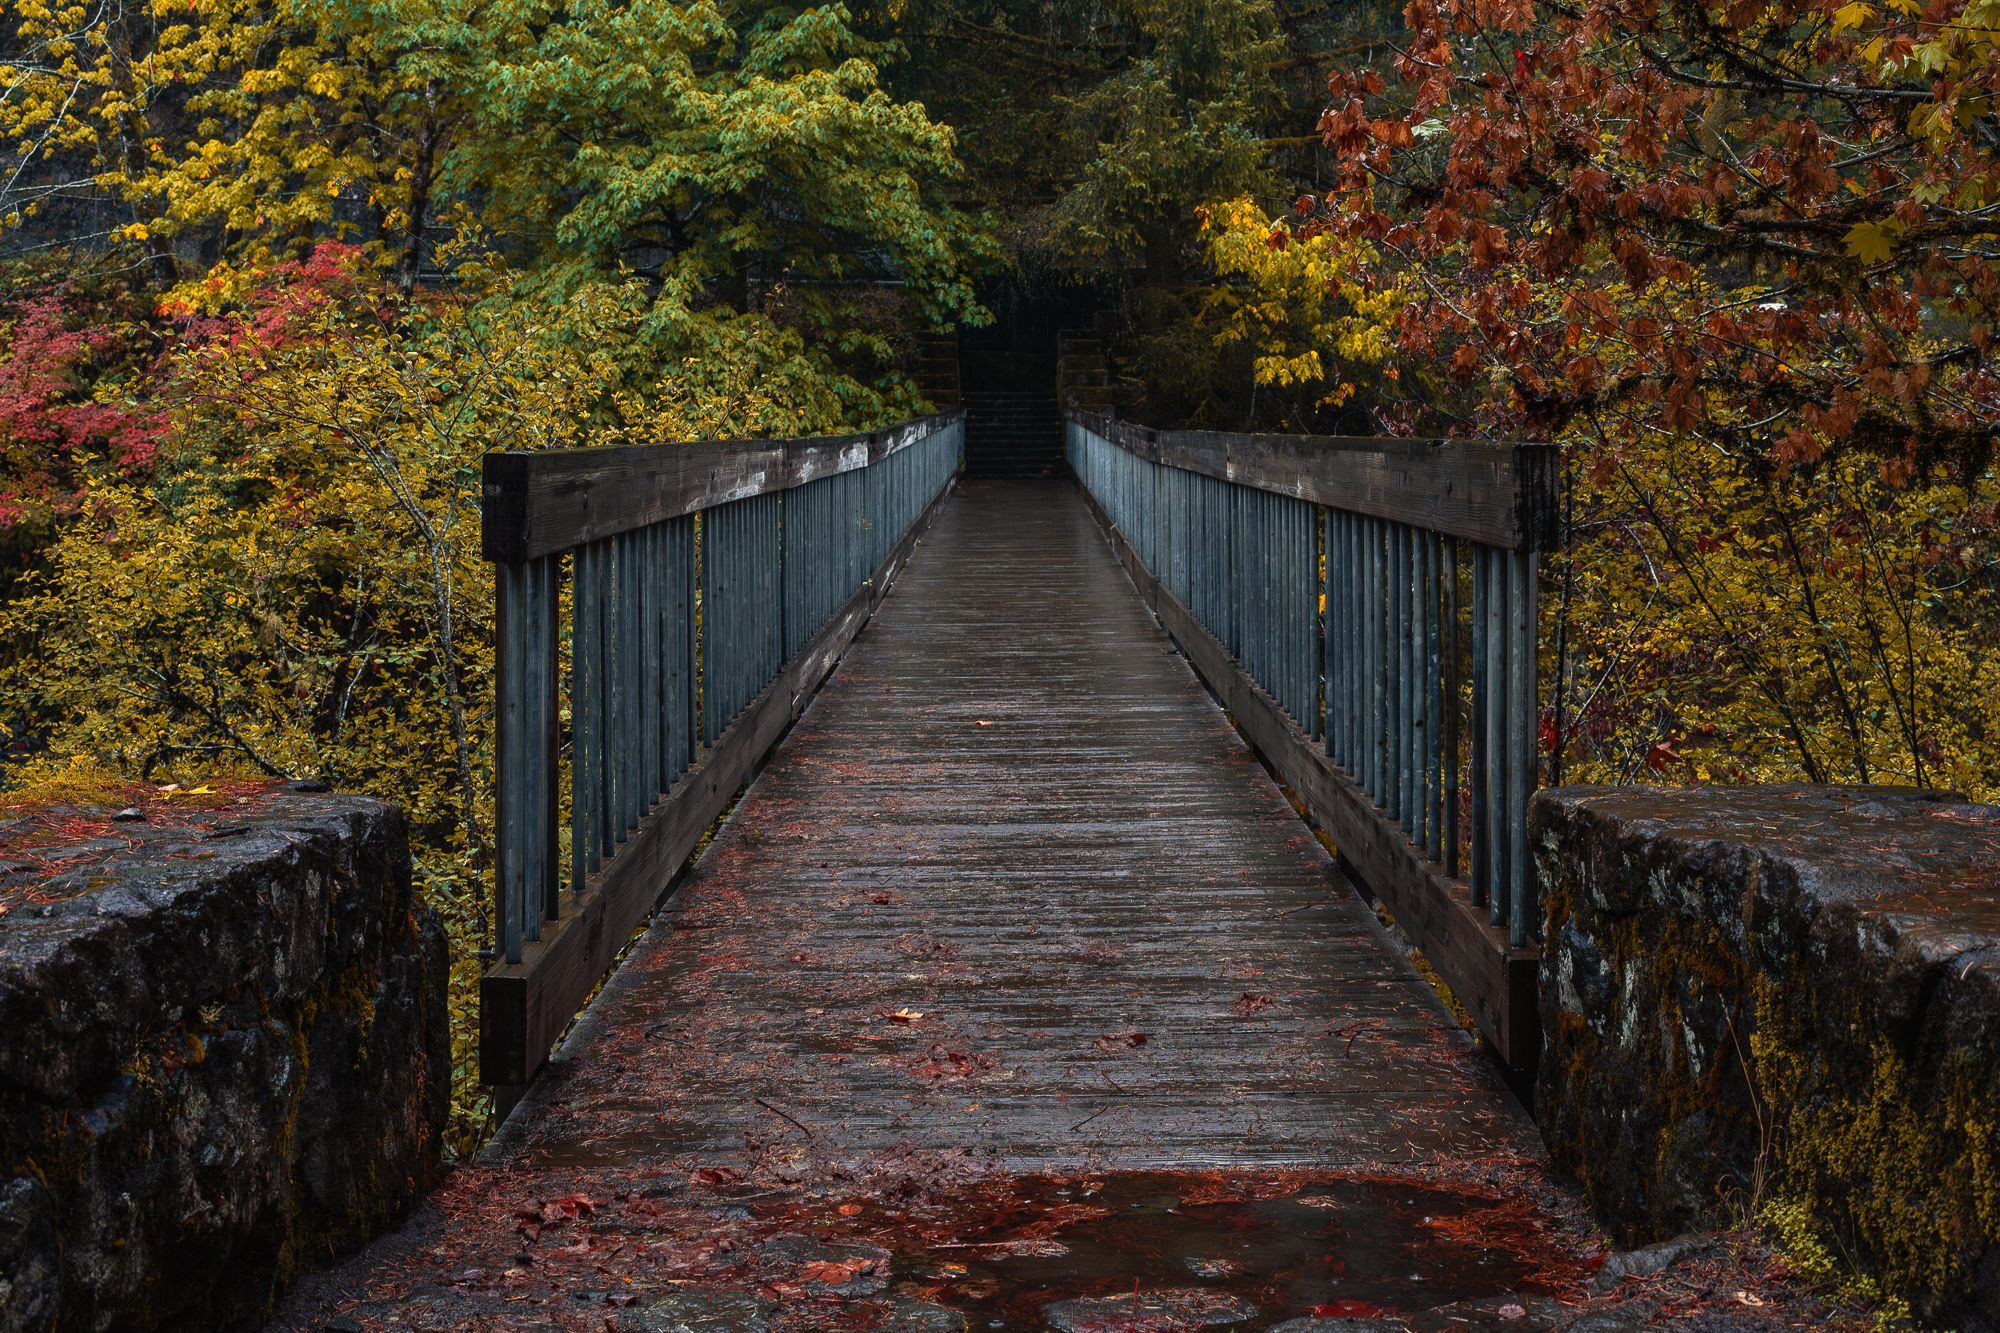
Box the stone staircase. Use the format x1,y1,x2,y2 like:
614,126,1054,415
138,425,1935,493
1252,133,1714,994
912,332,962,410
964,388,1064,479
1056,329,1114,411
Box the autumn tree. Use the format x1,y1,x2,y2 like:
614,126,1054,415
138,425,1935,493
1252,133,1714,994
439,0,994,427
1317,0,2000,791
1,246,809,1142
1,0,468,286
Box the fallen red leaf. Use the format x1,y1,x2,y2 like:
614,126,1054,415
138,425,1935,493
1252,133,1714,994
689,1166,743,1188
800,1257,880,1285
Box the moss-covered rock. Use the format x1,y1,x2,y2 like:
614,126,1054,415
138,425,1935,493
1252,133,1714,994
1532,784,2000,1328
0,790,449,1332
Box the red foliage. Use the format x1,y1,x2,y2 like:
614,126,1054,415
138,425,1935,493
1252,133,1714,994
0,289,165,531
1314,0,2000,477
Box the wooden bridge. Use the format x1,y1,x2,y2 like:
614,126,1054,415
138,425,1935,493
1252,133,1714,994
285,412,1581,1330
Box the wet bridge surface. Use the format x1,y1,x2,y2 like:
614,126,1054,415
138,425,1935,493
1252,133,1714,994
282,483,1603,1331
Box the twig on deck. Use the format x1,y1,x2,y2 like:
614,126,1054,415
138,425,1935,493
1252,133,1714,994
754,1098,817,1140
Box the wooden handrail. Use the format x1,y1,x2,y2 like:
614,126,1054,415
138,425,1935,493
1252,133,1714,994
1067,409,1559,552
482,413,962,563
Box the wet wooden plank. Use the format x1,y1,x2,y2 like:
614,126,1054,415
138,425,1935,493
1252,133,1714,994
487,481,1538,1176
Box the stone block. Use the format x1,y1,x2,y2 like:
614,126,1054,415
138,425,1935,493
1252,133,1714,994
1532,784,2000,1326
0,790,449,1332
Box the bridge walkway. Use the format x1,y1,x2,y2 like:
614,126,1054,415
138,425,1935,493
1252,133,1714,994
278,481,1572,1331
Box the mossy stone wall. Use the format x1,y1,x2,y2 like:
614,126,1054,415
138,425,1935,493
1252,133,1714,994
1533,784,2000,1328
0,792,449,1333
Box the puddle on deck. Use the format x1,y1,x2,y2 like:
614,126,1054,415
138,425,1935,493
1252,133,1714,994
833,1170,1581,1330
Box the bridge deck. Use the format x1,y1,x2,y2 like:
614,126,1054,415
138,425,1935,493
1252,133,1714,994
513,478,1532,1171
281,481,1575,1330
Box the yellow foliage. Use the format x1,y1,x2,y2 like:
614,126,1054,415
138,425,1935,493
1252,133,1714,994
1199,197,1400,410
1522,275,2000,797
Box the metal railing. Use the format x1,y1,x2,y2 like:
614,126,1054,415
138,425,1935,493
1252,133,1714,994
1068,411,1558,1063
480,414,963,1083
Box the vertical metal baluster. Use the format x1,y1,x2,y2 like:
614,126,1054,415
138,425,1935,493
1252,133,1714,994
1255,490,1268,696
592,541,613,863
1264,492,1276,696
1425,532,1442,858
1302,500,1313,729
676,515,695,779
631,528,647,827
1285,500,1295,723
1469,548,1488,906
1508,548,1539,946
1388,524,1404,825
717,506,731,736
782,487,798,658
807,480,820,634
701,510,719,748
658,524,676,793
1340,510,1354,766
659,521,674,790
1443,536,1462,880
771,493,783,681
738,502,751,725
1275,499,1286,709
1408,530,1424,843
758,495,770,689
1265,492,1277,696
543,557,562,924
1368,518,1384,804
528,556,553,936
1485,547,1508,927
1336,512,1349,768
1322,508,1336,754
804,481,816,650
1358,518,1371,794
1275,494,1286,713
1312,503,1325,741
496,562,528,963
1408,527,1422,838
1220,476,1231,651
1354,513,1366,778
605,536,623,843
617,530,634,833
691,511,705,752
571,544,596,894
1419,532,1433,855
730,503,744,726
642,523,660,811
1386,523,1400,813
1224,482,1240,660
1416,528,1432,840
1227,486,1242,659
